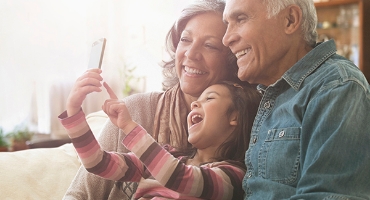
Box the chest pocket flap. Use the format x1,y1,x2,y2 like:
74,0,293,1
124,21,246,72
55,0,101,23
260,127,301,185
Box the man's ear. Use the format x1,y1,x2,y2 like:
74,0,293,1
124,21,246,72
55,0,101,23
229,111,238,126
284,5,302,34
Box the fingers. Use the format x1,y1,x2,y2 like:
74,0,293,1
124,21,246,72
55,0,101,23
102,99,134,131
66,69,104,116
76,69,103,84
102,99,124,117
102,99,117,115
103,82,118,99
77,69,104,90
87,68,102,73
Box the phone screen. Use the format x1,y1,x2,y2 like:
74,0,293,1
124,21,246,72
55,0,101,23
88,38,106,69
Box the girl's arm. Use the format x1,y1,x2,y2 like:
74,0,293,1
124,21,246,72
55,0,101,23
60,108,244,199
101,87,246,199
123,125,246,200
59,110,144,182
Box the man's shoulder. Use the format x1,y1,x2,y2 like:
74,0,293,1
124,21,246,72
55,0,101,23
309,55,369,89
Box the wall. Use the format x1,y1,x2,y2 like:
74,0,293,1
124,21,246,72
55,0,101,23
0,0,190,138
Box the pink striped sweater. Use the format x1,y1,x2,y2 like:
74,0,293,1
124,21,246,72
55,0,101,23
60,110,245,200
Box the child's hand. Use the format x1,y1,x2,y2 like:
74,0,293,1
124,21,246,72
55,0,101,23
66,69,103,116
103,82,137,134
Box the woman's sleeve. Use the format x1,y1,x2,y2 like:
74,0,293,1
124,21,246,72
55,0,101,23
123,126,246,200
59,110,144,182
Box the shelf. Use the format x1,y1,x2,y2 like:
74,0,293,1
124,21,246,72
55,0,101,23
314,0,370,82
315,0,360,7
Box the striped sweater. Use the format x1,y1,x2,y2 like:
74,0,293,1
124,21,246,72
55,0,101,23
60,110,245,200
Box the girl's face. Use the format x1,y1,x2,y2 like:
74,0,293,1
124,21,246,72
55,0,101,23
187,84,238,151
175,12,231,98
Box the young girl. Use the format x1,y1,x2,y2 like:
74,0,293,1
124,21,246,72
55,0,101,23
59,81,261,200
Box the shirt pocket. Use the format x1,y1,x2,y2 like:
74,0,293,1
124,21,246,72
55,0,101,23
259,127,301,185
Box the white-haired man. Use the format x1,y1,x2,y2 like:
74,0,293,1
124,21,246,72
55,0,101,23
223,0,370,199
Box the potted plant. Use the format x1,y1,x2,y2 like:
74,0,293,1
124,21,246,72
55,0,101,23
7,126,34,151
118,60,145,97
0,128,9,152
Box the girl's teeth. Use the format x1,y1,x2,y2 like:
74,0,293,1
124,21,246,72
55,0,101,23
191,114,203,124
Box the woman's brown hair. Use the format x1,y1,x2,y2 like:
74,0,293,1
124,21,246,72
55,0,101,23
160,0,239,90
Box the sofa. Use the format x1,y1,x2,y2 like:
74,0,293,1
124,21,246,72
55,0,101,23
0,111,108,200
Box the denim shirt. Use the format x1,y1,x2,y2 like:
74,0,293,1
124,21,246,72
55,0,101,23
244,40,370,200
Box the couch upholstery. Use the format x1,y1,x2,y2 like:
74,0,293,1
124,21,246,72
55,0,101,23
0,111,108,200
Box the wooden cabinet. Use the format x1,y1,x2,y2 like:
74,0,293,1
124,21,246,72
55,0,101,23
315,0,370,82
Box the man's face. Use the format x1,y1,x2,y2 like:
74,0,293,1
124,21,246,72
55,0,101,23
223,0,289,85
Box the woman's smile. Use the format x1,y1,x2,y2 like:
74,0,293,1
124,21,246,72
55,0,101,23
184,66,206,75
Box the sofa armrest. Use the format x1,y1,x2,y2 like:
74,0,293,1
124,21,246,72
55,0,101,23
86,110,108,138
26,138,71,149
0,110,109,200
0,143,81,199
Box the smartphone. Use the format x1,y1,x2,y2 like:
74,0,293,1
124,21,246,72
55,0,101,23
87,38,106,69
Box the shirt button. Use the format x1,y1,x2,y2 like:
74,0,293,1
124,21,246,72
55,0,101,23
247,172,252,178
264,101,271,109
253,137,257,144
278,131,285,138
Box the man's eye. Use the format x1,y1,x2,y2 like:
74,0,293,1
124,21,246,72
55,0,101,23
237,15,248,23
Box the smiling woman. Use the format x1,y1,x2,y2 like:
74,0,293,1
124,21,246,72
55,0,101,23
0,0,189,137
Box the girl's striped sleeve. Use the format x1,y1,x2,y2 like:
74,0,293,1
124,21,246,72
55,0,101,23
60,110,245,199
123,126,246,200
59,110,144,182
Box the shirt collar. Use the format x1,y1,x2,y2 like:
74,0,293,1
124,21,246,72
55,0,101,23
282,40,337,90
258,40,337,91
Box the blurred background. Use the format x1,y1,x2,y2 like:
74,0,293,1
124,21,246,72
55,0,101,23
1,0,368,143
0,0,190,138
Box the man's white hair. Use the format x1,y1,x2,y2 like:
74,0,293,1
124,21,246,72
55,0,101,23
264,0,318,46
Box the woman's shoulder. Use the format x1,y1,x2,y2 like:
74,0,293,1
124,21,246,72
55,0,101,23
123,91,162,101
121,91,164,132
123,91,163,108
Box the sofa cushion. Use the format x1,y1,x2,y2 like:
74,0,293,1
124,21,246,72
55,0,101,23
0,110,108,200
0,143,80,199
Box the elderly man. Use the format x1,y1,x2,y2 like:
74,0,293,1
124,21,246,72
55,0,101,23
223,0,370,199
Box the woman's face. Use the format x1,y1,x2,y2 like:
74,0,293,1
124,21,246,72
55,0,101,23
175,12,231,98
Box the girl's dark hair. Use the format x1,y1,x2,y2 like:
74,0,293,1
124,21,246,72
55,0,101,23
161,0,239,90
213,81,261,166
172,81,262,169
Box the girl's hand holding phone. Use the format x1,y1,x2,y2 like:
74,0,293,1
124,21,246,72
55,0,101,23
66,69,103,117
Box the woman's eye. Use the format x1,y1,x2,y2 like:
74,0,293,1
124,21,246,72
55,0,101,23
206,97,214,101
180,37,191,43
205,44,218,50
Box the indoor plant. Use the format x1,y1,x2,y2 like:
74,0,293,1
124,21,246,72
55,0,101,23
7,126,34,151
0,127,9,152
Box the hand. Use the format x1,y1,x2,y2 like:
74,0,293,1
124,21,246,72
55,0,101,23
66,69,103,116
102,82,137,134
